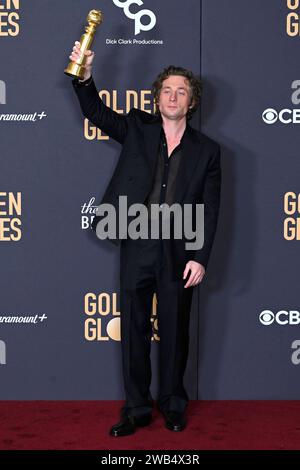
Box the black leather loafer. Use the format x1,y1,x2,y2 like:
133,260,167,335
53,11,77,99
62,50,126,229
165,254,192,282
109,414,152,437
163,411,187,432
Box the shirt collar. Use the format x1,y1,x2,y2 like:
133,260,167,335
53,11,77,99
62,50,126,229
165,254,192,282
160,125,187,144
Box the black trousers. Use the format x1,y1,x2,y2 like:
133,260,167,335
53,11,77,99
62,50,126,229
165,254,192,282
119,236,194,418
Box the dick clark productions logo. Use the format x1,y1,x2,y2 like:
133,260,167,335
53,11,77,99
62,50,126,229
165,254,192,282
112,0,156,35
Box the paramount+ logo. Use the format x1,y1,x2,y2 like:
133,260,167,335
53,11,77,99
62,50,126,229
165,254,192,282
259,309,300,326
112,0,156,35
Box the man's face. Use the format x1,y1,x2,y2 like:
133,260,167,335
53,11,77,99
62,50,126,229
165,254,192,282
157,75,193,121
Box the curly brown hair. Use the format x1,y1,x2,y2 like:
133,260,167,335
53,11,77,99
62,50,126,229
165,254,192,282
152,65,202,121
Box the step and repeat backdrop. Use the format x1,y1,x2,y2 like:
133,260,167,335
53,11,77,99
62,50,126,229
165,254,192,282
0,0,299,400
0,0,201,399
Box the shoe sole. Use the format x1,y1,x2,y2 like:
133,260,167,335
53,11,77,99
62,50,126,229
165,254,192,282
165,422,186,432
109,415,152,437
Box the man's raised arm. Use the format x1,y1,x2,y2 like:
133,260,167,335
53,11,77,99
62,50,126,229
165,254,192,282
69,41,129,144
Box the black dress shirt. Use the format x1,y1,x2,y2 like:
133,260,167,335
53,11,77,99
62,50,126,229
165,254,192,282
143,127,186,239
144,127,185,208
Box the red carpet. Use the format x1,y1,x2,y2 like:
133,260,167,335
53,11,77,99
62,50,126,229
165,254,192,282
0,401,299,450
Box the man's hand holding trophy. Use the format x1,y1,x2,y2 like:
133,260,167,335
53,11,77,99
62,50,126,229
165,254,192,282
64,9,102,81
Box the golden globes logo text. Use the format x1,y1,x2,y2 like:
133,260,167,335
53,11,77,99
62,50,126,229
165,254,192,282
0,191,21,241
284,192,300,240
84,292,159,342
0,0,20,37
84,293,121,342
287,0,300,36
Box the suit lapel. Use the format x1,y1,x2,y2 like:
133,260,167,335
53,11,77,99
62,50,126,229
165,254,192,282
142,114,163,171
173,124,204,203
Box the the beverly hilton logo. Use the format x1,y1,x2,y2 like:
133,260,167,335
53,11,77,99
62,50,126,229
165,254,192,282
81,197,97,229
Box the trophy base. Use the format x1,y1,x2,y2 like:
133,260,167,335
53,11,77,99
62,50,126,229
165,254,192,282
64,62,86,80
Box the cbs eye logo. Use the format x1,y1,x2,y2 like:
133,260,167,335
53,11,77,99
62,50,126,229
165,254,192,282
259,309,300,325
262,108,278,124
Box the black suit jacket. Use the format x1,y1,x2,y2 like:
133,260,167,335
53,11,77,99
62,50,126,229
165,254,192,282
72,77,221,277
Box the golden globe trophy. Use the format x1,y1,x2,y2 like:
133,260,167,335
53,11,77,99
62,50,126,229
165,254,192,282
64,9,103,80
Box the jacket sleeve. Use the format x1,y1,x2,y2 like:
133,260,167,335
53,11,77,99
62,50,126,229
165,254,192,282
193,144,222,269
72,76,129,144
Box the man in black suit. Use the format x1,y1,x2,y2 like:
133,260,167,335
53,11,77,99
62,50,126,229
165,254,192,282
69,42,221,436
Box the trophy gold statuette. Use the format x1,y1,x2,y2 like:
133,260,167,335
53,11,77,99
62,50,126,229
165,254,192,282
64,9,103,80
